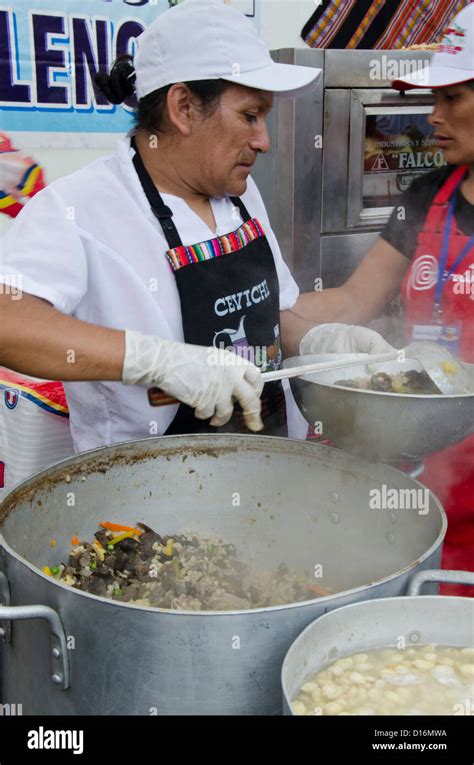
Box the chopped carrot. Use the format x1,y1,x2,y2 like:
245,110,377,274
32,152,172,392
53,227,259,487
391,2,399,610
71,535,79,546
307,583,332,597
100,522,143,535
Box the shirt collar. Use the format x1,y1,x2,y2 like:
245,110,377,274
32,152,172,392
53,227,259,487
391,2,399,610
115,129,151,216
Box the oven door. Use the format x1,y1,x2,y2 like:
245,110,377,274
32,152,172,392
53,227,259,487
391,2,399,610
322,87,442,233
348,88,443,229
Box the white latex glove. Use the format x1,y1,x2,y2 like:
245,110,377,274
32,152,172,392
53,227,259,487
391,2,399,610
299,323,394,355
122,330,264,431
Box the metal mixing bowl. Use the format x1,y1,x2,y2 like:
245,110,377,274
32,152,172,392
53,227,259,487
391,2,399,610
284,354,474,462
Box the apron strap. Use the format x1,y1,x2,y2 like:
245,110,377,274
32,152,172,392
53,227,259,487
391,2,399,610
431,165,469,207
131,135,182,250
230,195,252,223
131,135,255,246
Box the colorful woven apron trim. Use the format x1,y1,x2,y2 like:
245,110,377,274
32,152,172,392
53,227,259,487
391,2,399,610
166,218,266,273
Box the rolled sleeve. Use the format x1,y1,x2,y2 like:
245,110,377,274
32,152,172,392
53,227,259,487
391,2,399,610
0,185,88,315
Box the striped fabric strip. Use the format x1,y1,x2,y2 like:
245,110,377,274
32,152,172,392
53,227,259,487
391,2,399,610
302,0,468,49
348,0,387,48
399,0,468,48
354,0,406,47
423,0,468,47
329,0,381,48
377,0,464,48
166,218,266,273
378,0,432,49
305,0,356,49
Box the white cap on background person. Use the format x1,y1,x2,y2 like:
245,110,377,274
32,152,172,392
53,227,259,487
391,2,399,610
134,0,321,100
392,3,474,90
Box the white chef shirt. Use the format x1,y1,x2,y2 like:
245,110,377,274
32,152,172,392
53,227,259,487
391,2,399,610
0,133,300,452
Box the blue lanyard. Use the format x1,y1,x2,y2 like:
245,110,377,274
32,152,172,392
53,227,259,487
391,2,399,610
434,179,474,318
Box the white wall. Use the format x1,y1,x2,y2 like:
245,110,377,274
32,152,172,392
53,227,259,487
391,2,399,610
258,0,321,49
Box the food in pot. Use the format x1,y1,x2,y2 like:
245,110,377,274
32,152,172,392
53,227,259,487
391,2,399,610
334,369,440,394
292,645,474,716
44,521,332,610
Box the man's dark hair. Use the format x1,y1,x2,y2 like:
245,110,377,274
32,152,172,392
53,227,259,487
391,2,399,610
95,54,230,134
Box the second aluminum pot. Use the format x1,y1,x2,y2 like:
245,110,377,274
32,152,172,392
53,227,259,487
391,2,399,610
282,569,474,714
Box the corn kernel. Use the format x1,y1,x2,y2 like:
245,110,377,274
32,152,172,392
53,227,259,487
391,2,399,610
292,701,306,716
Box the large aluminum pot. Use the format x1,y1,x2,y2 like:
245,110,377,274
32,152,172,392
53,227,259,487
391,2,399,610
0,435,446,715
285,354,474,462
282,569,474,715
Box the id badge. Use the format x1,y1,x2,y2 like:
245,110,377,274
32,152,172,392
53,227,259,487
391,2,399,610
411,323,461,354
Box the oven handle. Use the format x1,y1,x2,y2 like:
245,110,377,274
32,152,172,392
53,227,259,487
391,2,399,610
400,88,432,98
0,571,70,690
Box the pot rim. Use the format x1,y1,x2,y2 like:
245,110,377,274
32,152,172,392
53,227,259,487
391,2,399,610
285,354,474,399
282,592,474,654
0,535,447,617
0,434,448,617
281,592,474,709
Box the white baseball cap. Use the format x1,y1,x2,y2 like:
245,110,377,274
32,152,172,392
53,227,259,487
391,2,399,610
134,0,321,100
392,3,474,90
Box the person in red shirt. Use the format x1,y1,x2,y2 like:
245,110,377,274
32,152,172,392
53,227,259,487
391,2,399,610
297,5,474,594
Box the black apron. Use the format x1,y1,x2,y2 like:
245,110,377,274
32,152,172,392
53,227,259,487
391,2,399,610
131,137,287,436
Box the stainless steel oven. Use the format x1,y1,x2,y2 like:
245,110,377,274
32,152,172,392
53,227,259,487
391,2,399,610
252,48,441,296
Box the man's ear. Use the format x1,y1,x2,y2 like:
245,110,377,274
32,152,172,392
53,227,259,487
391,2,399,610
166,83,195,137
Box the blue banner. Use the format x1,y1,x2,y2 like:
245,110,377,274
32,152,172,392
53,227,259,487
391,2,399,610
0,0,185,133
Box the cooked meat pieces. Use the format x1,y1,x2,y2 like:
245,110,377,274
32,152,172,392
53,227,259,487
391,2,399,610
50,524,331,610
369,372,392,392
334,369,439,394
402,369,438,391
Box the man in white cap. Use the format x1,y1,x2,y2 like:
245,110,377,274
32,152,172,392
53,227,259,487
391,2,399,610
0,0,360,451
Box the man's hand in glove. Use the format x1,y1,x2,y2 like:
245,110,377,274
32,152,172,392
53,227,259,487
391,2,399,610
123,331,264,431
